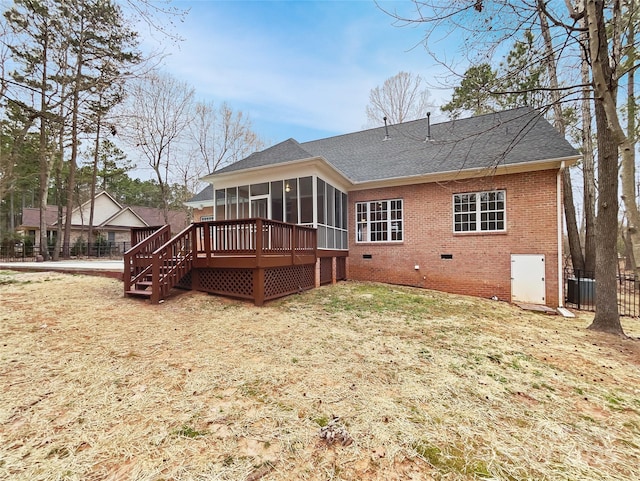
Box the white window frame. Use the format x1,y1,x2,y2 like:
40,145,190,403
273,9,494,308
453,190,506,233
356,199,403,243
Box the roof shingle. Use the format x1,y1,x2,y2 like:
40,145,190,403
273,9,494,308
216,107,578,184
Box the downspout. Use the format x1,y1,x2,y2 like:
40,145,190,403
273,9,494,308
557,161,565,307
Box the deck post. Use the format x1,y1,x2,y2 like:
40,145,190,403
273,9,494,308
151,253,161,304
314,258,321,288
254,267,265,306
202,222,211,261
291,225,297,265
255,218,263,266
332,256,337,284
123,252,132,292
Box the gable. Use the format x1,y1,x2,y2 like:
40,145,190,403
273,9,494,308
102,208,148,228
71,191,122,226
213,138,314,175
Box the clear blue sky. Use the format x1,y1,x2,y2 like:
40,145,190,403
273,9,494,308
140,0,452,146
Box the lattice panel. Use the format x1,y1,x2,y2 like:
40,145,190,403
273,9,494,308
265,265,315,299
197,268,253,298
176,270,192,289
320,257,333,285
336,257,346,281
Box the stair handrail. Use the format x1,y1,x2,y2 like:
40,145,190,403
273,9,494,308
124,225,171,292
150,224,196,303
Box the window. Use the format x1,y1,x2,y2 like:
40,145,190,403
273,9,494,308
299,177,313,223
453,190,505,232
271,180,283,221
356,199,403,242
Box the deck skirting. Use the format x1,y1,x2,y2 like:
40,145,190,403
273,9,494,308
182,264,316,305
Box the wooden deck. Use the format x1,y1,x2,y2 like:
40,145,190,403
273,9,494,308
124,219,344,305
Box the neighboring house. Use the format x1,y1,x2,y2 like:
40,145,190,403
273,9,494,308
185,107,580,307
19,191,189,248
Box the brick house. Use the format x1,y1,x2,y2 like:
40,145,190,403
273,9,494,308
185,107,579,307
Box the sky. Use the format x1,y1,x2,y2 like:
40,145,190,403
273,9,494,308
138,0,453,146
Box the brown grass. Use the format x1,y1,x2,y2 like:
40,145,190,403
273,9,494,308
1,270,639,480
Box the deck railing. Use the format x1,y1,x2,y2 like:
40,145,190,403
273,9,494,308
193,218,316,262
131,226,167,247
149,224,195,303
125,219,318,304
123,225,171,292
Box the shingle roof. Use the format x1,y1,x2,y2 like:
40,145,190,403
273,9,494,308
125,206,189,233
19,203,189,235
186,184,213,204
217,138,314,173
20,206,60,228
216,107,578,184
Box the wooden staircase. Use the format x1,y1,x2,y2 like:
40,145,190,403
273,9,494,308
124,224,195,303
123,218,326,306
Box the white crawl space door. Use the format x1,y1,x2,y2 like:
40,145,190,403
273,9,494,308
511,254,546,304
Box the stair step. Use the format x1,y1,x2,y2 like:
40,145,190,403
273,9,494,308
136,281,153,287
126,289,153,298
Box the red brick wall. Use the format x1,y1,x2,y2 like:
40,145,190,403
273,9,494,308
192,207,213,223
348,170,560,306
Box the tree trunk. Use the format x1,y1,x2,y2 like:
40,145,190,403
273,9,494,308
580,28,597,275
590,99,623,335
88,115,101,248
620,11,638,275
623,218,636,271
53,153,63,261
537,0,584,274
63,57,83,258
585,0,623,335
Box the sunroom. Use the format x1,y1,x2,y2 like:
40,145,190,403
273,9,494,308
191,157,350,293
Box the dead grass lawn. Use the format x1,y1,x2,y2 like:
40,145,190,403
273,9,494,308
1,271,640,480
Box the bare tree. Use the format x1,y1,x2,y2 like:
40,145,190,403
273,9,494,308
366,71,434,125
190,100,264,175
381,0,637,335
536,1,584,275
583,0,634,335
578,15,597,277
125,71,194,224
619,0,639,278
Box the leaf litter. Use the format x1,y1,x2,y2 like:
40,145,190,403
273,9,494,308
0,272,639,480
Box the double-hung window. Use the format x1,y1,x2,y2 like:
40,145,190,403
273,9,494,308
453,190,505,232
356,199,403,242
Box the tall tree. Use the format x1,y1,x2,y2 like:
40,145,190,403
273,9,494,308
190,100,264,175
124,71,194,224
578,16,598,276
618,0,639,278
584,0,630,335
441,64,501,118
4,0,65,260
536,2,586,275
384,0,636,335
366,71,434,125
51,0,139,254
